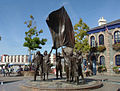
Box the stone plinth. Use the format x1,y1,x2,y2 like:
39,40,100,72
21,71,35,76
21,78,103,91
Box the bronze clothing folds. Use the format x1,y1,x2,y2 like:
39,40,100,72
46,6,75,49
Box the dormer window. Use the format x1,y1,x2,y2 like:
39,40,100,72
114,31,120,44
90,36,95,47
99,34,104,45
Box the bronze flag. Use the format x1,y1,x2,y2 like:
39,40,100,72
46,6,75,49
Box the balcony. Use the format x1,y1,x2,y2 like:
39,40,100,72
90,45,106,52
112,43,120,51
90,47,97,52
97,45,106,52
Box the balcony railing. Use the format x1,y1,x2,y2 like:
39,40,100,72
112,43,120,50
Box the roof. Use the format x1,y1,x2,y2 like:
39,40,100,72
87,19,120,34
90,19,120,31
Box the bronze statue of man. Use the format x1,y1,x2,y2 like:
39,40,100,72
75,52,85,84
43,48,53,80
62,48,85,84
56,52,63,79
62,47,74,82
32,51,43,81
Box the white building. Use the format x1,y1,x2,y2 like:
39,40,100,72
49,54,56,65
0,54,31,65
0,54,35,72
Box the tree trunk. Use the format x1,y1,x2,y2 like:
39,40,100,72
28,49,31,63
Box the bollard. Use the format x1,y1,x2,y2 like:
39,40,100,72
1,81,3,85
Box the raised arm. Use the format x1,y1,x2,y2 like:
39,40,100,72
62,48,66,56
32,56,36,63
48,47,53,57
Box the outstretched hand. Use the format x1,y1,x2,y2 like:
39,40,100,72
52,46,55,49
49,46,53,56
62,48,64,52
62,48,66,56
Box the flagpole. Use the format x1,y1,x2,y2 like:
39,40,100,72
56,48,57,59
56,48,58,79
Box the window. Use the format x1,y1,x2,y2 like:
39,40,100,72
15,56,16,62
11,56,13,62
22,55,24,62
26,55,28,62
4,56,6,62
114,31,120,44
99,34,104,45
8,56,9,62
100,56,105,65
90,36,95,47
115,55,120,66
18,56,20,62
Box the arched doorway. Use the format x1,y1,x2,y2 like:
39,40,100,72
91,55,96,75
100,56,105,65
115,55,120,66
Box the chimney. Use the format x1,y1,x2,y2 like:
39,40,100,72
98,17,107,26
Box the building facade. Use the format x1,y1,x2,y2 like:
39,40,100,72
87,17,120,75
49,54,56,65
0,54,33,65
0,54,35,72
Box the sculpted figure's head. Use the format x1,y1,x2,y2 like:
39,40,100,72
63,47,73,56
44,50,47,55
57,52,61,56
36,51,40,55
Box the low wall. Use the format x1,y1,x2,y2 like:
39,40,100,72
21,71,35,76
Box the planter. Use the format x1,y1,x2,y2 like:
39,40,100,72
112,43,120,50
113,66,120,74
21,71,35,76
97,45,106,52
90,47,97,52
98,65,107,73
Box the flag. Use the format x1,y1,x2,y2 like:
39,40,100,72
46,6,75,49
105,26,112,36
106,26,109,32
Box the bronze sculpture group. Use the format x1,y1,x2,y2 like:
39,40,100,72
32,47,84,85
32,6,85,85
62,47,84,84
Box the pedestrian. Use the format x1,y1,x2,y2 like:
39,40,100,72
2,66,5,77
8,66,11,76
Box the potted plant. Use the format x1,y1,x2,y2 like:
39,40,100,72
98,65,107,73
113,66,120,74
97,45,106,52
90,47,97,52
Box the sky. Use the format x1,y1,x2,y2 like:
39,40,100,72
0,0,120,56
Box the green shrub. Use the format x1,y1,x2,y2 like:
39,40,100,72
98,65,107,73
113,66,120,74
